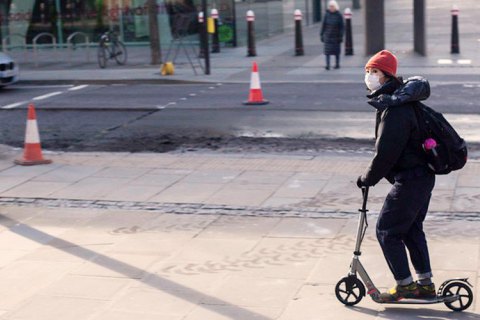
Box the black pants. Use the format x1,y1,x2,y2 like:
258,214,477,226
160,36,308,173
325,54,339,68
376,167,435,285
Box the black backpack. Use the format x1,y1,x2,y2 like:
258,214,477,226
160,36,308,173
414,102,468,175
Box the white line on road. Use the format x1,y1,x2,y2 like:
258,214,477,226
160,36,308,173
1,101,28,109
437,59,453,65
32,91,63,101
68,84,89,91
157,102,177,109
457,59,472,65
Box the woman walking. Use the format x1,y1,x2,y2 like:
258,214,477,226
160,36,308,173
320,0,344,70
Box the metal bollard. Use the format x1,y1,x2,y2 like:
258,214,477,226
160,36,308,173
451,5,459,54
294,9,304,56
344,8,353,55
246,10,256,57
198,12,205,58
352,0,361,10
211,9,220,53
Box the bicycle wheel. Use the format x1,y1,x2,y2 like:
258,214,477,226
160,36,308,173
97,44,108,68
113,41,127,65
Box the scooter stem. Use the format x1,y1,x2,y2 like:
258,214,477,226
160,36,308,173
361,187,369,212
353,187,369,255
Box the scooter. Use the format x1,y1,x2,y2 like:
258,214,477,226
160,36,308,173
335,187,474,312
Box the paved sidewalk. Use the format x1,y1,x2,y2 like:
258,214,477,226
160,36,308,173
1,148,480,215
0,148,479,319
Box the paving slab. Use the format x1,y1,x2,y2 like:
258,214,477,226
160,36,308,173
5,296,106,320
149,182,226,204
109,287,199,316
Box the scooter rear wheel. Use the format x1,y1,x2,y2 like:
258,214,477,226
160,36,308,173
335,276,365,306
442,282,474,312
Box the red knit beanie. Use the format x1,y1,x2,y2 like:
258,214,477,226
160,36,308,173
365,50,398,76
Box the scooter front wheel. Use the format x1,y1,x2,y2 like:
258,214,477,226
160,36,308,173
335,276,365,306
442,282,474,312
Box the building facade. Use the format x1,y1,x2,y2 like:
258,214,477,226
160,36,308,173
0,0,322,49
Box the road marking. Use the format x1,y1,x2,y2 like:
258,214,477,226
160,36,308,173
1,101,28,109
157,102,176,109
68,84,89,91
457,59,472,65
32,91,63,101
189,93,197,97
208,87,215,89
179,97,187,101
437,59,453,65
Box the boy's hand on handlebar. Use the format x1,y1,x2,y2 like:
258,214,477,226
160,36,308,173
356,175,367,188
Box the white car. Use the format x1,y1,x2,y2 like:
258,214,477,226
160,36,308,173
0,52,19,87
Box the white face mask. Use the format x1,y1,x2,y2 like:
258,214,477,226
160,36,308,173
364,73,382,91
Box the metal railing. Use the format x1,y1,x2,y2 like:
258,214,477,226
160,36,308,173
67,32,91,64
32,32,57,67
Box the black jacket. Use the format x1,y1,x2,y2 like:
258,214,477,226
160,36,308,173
361,77,431,186
320,11,344,55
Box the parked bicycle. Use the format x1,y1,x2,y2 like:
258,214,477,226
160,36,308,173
97,31,127,68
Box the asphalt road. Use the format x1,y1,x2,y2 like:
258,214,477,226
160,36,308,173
1,82,479,112
1,82,479,153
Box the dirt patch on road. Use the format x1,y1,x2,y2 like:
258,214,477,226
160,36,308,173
6,135,480,158
33,135,376,154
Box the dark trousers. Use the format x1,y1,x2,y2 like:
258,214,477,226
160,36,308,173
325,54,340,68
376,168,435,284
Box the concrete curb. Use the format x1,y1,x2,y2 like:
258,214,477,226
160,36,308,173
17,78,206,86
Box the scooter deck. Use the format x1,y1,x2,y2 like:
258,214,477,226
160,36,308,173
378,295,458,305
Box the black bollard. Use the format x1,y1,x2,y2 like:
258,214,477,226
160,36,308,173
198,12,205,58
294,9,304,56
352,0,361,10
451,5,459,54
247,10,256,57
211,8,220,53
344,8,353,55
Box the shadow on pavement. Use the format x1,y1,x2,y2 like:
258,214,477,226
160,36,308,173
0,213,272,320
354,305,479,319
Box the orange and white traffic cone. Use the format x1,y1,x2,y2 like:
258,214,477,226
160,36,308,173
243,61,269,105
14,104,52,166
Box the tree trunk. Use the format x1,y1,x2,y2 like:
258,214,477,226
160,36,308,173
148,0,162,64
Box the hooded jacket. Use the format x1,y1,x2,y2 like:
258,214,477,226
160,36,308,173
320,10,344,55
361,76,431,186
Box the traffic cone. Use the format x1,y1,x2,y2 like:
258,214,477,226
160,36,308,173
14,104,52,166
243,61,269,105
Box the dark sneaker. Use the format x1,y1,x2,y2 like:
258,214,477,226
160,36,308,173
417,282,436,299
379,282,419,302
